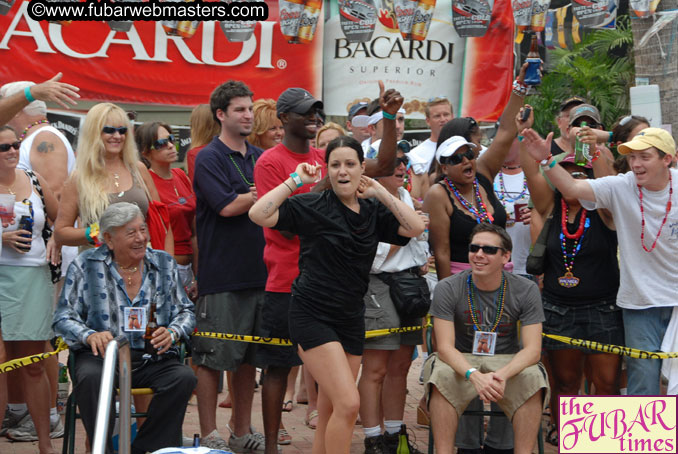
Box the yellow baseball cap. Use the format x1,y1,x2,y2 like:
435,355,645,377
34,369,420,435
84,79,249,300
618,127,676,157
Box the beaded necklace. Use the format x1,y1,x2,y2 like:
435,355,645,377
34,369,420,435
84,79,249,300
558,200,590,288
228,154,256,187
19,119,49,141
444,177,493,224
496,170,528,204
466,274,506,332
639,172,673,253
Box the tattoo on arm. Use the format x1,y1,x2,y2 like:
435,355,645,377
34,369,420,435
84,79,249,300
36,141,54,154
386,194,412,230
261,202,274,216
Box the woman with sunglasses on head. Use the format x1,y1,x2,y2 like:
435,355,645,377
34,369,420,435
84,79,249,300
357,147,428,454
516,106,621,448
0,125,60,454
136,122,197,298
54,103,172,253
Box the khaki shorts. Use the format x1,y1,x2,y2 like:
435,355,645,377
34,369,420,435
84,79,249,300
423,352,549,420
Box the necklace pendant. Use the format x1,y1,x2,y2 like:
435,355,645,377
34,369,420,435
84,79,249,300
558,271,580,288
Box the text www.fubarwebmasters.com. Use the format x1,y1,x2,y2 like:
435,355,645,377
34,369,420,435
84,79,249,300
26,0,269,22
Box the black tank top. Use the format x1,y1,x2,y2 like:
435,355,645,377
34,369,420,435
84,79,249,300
542,196,619,305
441,173,507,263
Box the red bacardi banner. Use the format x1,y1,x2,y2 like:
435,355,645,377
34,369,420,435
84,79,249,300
0,0,324,105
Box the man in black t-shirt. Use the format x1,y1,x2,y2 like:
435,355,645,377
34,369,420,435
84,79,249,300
424,224,549,454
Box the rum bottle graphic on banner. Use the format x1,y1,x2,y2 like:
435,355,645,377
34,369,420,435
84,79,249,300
177,21,200,38
512,0,533,31
297,0,322,44
220,0,258,42
161,0,182,35
411,0,436,41
378,0,400,32
393,0,418,40
279,0,305,43
339,0,378,43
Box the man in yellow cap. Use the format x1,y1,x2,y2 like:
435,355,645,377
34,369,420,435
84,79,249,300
521,126,678,396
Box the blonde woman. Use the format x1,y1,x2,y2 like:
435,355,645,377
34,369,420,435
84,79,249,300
316,123,346,151
186,104,220,183
247,98,284,150
55,103,172,253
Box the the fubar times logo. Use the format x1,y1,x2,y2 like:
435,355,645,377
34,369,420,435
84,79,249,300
559,396,677,453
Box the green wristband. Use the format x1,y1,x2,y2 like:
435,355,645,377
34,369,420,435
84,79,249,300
24,86,35,103
382,111,396,120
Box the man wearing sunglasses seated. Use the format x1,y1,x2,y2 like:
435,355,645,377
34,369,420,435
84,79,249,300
423,223,548,454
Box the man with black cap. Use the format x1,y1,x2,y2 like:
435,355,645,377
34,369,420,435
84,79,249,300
254,82,403,454
346,101,370,143
550,96,586,156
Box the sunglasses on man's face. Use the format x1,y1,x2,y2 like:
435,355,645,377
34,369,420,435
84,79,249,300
0,141,20,152
396,155,409,167
572,120,599,129
102,126,128,135
469,243,505,255
153,135,175,150
441,148,476,166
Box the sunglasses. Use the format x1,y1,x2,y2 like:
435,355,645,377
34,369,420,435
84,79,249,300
396,155,409,167
440,148,476,166
153,135,175,150
397,140,411,154
469,243,505,255
572,120,599,129
102,126,128,135
0,141,20,152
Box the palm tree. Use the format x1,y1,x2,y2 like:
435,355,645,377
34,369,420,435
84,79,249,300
527,16,634,135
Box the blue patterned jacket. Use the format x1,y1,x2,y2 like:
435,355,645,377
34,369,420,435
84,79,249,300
53,245,195,350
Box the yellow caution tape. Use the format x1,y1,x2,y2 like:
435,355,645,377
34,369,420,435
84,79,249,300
0,338,69,374
543,333,678,359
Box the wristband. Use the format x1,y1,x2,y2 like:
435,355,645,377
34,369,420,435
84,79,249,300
542,158,557,170
289,172,303,188
465,367,478,381
517,135,524,142
85,226,94,245
382,111,396,120
167,328,178,345
538,153,552,167
24,86,35,103
608,131,613,143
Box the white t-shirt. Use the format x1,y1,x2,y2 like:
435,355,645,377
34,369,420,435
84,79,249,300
493,171,531,275
583,169,678,309
408,139,436,175
371,188,428,273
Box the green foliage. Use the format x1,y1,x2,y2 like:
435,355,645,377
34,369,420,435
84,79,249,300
526,16,634,136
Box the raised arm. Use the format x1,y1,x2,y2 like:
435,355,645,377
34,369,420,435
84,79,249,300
522,128,597,202
358,176,425,238
249,162,321,228
476,63,528,181
365,81,404,177
0,73,79,125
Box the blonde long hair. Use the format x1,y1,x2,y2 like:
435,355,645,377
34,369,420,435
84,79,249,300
76,103,145,225
190,104,220,149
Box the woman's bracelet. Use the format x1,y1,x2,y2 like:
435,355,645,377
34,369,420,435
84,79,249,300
283,180,295,194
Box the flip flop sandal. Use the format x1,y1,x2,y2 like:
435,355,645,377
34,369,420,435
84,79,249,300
305,410,319,430
282,400,294,412
278,428,292,445
546,424,559,446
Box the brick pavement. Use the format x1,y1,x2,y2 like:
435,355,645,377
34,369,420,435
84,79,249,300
0,354,555,454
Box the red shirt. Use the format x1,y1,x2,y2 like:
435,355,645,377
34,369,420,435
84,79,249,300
186,145,206,184
254,143,325,293
150,168,196,256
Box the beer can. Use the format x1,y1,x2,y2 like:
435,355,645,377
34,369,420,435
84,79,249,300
393,0,418,40
178,20,200,38
339,0,378,43
279,0,305,43
512,0,533,31
411,0,435,41
297,0,322,44
530,0,549,32
161,20,179,35
0,0,14,16
220,0,257,42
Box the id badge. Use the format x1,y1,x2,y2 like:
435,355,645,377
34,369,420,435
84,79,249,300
124,307,147,332
472,331,496,356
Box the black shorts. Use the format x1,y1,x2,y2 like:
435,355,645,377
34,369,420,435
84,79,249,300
289,295,365,357
256,292,302,368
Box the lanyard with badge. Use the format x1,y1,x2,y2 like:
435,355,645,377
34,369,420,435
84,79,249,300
467,274,506,356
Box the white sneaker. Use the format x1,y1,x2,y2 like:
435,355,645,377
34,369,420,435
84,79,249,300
6,416,65,442
0,409,28,436
202,430,229,450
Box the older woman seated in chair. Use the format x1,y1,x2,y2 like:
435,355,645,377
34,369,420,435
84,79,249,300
53,202,196,454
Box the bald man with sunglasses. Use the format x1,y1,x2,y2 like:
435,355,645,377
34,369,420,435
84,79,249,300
423,223,548,454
